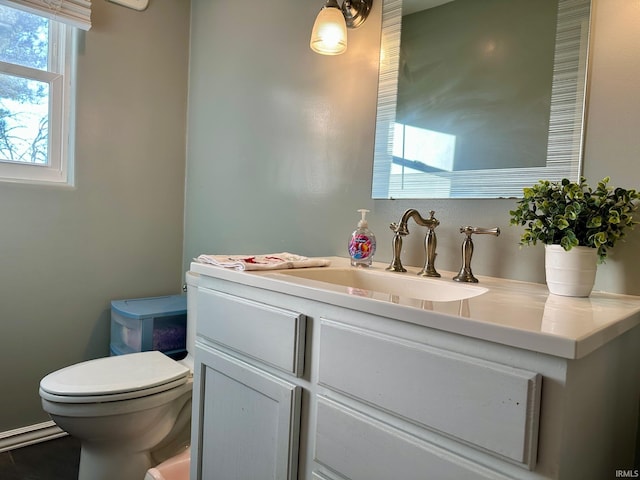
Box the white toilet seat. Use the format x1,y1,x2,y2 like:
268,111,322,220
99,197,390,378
40,351,190,404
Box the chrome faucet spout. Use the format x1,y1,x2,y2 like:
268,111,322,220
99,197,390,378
387,209,440,275
400,208,438,230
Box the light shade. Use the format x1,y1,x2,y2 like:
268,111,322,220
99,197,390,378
310,1,348,55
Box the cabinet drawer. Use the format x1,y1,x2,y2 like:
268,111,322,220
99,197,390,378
318,320,541,468
315,397,509,480
196,288,305,376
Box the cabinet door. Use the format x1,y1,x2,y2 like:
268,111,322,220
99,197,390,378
191,342,301,480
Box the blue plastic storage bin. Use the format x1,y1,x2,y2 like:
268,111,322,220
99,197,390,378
110,295,187,359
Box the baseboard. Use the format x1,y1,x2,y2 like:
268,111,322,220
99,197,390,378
0,421,66,453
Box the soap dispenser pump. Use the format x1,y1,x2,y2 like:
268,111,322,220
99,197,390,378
348,209,376,267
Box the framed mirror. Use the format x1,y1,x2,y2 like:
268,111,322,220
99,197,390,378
372,0,592,199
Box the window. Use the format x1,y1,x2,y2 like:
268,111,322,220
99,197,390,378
0,2,86,185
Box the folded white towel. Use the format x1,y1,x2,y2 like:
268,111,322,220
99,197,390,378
195,252,331,271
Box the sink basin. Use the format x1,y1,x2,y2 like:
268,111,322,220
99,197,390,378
266,267,487,303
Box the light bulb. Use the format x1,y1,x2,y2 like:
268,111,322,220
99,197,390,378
310,3,348,55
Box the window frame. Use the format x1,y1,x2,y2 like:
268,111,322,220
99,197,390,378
0,12,76,186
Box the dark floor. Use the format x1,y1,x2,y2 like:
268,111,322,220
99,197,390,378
0,436,80,480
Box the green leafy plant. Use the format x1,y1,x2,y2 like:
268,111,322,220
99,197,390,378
509,177,640,262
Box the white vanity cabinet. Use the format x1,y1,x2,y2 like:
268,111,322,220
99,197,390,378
189,261,640,480
189,285,305,480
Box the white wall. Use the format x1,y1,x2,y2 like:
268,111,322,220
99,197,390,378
184,0,640,295
0,0,190,432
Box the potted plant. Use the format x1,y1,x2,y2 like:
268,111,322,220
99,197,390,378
509,176,639,296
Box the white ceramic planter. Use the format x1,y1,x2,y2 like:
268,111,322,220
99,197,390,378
544,245,598,297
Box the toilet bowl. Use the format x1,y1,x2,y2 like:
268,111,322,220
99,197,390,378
40,351,193,480
39,273,199,480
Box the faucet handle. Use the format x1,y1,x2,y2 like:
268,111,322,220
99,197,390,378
460,226,500,236
453,226,500,283
427,210,440,229
389,222,409,235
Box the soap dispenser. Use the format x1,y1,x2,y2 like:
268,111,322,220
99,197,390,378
348,209,376,267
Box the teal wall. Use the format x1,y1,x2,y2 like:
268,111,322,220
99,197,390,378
184,0,640,295
1,0,638,436
0,0,190,432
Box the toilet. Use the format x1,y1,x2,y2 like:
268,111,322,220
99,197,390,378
39,273,199,480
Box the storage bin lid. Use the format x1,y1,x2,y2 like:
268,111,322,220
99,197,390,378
111,295,187,319
39,351,189,400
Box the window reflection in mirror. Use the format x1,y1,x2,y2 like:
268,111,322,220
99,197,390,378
372,0,591,199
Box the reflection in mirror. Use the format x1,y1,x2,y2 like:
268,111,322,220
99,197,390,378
372,0,592,199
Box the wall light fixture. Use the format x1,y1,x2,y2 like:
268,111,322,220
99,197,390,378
310,0,373,55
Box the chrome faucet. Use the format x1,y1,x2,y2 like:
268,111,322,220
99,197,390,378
453,226,500,283
387,209,440,277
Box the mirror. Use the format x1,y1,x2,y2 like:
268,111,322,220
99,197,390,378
372,0,591,199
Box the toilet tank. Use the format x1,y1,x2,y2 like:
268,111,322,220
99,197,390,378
110,295,187,359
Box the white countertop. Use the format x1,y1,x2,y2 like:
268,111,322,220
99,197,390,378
190,257,640,360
